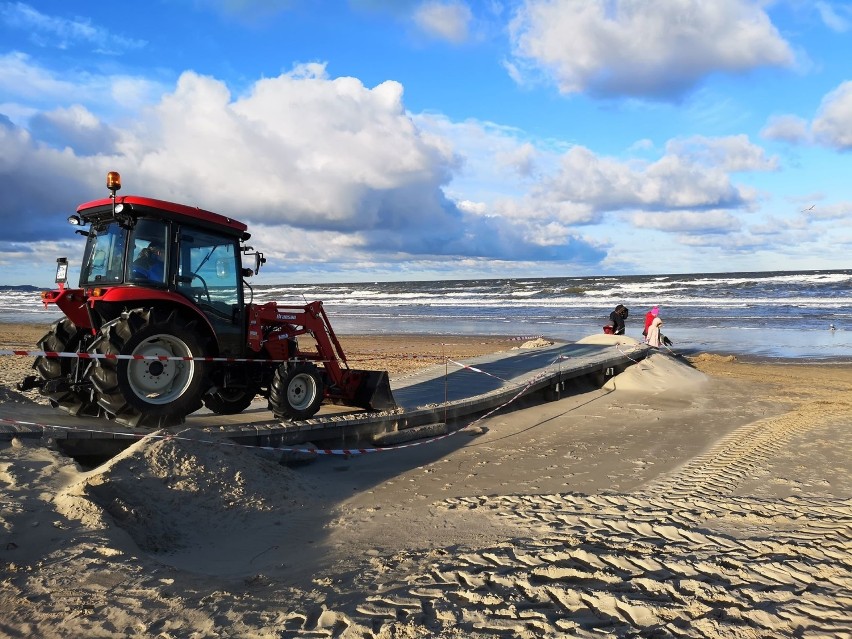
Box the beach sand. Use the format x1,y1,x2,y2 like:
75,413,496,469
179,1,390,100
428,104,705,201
1,322,850,638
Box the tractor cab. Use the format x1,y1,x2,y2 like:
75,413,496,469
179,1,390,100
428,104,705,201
78,215,244,353
68,173,257,356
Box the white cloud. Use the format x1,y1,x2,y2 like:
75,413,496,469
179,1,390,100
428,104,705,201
761,114,810,144
413,113,557,202
120,65,457,234
530,138,770,214
678,231,761,250
815,1,852,32
628,138,655,152
758,81,852,150
664,135,778,172
507,0,794,100
413,112,777,241
802,201,852,222
0,2,146,53
495,141,538,177
412,1,473,43
0,51,80,102
468,133,777,244
811,81,852,150
629,210,741,233
0,52,167,121
457,199,487,214
492,194,598,225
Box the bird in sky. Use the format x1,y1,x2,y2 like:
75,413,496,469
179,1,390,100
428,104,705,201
801,205,815,212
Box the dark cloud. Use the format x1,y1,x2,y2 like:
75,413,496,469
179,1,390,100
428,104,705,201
0,115,96,242
28,105,120,155
360,208,606,263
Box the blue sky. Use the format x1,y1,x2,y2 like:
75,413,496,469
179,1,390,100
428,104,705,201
1,0,851,286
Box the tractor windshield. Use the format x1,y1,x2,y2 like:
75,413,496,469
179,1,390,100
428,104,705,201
80,222,127,286
80,219,170,287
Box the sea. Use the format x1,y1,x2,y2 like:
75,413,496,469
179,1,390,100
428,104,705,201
2,270,850,360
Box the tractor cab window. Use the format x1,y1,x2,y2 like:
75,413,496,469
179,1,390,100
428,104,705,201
80,222,127,285
127,219,169,285
177,228,240,323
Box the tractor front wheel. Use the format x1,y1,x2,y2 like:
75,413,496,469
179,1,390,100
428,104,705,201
33,318,100,417
269,362,324,420
88,308,208,428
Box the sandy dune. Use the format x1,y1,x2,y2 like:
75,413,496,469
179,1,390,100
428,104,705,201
1,323,851,638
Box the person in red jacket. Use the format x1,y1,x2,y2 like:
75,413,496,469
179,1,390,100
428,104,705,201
643,306,659,339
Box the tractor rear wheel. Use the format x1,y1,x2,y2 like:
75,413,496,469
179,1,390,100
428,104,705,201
88,308,208,428
33,318,100,417
269,362,324,420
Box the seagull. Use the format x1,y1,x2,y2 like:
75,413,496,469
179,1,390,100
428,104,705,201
802,204,815,212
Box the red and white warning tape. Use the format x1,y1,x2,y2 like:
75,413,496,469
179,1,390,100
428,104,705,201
0,349,291,363
398,336,544,346
616,343,647,364
0,416,462,456
447,359,519,386
0,335,546,364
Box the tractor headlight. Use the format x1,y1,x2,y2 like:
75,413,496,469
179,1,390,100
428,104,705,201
67,215,82,225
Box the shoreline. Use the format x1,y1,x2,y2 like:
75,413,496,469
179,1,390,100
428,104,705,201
3,320,850,363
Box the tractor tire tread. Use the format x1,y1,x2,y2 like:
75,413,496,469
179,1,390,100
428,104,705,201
33,318,100,417
88,307,210,428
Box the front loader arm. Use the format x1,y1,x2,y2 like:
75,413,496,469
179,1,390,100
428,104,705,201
247,300,347,378
246,300,396,411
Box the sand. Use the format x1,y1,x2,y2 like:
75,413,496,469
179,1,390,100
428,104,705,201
1,322,851,638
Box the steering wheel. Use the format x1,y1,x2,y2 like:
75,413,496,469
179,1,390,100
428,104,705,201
190,273,211,304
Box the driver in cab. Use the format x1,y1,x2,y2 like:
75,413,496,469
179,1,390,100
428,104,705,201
132,239,165,282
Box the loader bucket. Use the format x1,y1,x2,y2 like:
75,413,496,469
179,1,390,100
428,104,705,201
352,369,397,411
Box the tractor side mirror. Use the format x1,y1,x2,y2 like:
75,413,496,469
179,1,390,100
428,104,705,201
240,246,265,275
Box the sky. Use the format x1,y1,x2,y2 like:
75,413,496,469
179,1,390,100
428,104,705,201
1,0,851,287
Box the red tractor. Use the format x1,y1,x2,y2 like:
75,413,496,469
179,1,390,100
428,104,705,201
20,172,396,428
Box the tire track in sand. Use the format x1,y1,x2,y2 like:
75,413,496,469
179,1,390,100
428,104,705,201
280,399,852,637
641,405,826,499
